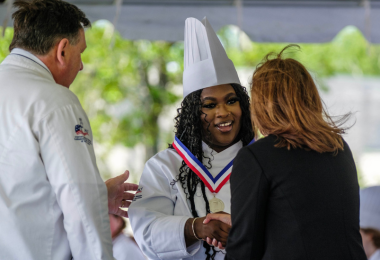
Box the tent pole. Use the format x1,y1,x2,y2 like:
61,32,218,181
2,0,14,37
110,0,123,49
363,0,371,55
235,0,243,52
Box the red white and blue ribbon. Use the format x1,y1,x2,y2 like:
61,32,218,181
172,136,254,193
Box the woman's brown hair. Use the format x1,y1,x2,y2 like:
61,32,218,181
251,44,350,153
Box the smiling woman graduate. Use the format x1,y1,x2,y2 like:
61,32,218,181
128,17,254,260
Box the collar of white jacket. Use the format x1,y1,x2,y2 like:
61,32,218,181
11,48,52,75
182,17,240,98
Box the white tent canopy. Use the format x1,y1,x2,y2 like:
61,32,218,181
1,0,379,43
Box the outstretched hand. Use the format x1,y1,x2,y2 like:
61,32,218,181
105,170,138,218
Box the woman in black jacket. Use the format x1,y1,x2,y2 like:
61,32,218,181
205,45,367,260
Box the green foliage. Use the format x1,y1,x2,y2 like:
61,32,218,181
0,27,12,60
1,24,379,179
220,25,380,79
71,22,184,166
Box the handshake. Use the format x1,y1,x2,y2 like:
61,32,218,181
105,170,232,250
185,212,232,250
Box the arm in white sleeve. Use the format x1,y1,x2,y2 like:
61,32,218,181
128,157,201,260
37,103,114,260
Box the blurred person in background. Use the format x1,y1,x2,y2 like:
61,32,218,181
207,45,367,260
109,214,147,260
0,0,137,259
128,17,254,260
360,186,380,260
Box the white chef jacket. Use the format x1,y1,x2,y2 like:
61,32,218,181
129,141,242,260
370,250,380,260
112,233,147,260
0,49,114,260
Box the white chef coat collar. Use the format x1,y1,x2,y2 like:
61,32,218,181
201,140,242,178
369,249,380,260
10,48,52,76
202,140,242,161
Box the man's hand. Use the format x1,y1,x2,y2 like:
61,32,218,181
105,170,138,218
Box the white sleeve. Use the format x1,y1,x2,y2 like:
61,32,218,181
112,235,147,260
128,157,201,260
37,103,114,260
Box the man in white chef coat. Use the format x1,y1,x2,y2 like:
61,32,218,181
0,0,137,259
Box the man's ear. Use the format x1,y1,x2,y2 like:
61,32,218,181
56,38,70,66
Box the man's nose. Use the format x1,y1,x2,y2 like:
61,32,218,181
79,61,84,71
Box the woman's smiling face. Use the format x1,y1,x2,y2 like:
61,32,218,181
200,84,242,152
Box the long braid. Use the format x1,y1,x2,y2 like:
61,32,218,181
200,182,211,215
200,181,216,260
169,84,254,259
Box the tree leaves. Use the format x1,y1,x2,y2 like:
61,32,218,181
1,23,379,178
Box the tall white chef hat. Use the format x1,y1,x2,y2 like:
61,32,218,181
360,186,380,231
183,17,241,98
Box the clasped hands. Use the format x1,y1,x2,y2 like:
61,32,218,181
105,171,233,249
186,212,232,250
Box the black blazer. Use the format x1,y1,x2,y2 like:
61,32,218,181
225,135,366,260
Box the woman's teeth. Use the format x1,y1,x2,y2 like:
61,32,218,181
219,122,232,127
217,121,233,133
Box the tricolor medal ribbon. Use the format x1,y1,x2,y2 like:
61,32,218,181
172,136,255,212
172,136,233,193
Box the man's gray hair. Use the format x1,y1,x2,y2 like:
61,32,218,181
9,0,91,55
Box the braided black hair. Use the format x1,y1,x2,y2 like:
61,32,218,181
169,84,254,259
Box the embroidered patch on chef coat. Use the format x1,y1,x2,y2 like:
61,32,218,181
74,118,92,145
133,187,143,201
